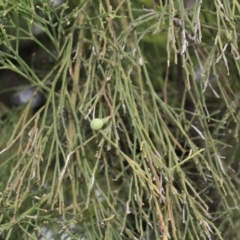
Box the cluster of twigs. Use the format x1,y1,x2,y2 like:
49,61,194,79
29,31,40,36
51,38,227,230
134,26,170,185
0,0,240,239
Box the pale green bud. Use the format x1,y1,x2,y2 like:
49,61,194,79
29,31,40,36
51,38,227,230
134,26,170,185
90,117,109,130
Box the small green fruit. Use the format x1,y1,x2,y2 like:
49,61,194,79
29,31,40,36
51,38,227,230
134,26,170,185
90,117,109,130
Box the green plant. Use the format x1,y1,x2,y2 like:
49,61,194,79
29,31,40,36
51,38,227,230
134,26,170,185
0,0,240,239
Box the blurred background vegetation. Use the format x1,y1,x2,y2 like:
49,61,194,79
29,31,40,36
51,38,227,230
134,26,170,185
0,0,240,239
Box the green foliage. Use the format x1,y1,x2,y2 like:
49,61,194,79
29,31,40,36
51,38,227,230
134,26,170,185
0,0,240,239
